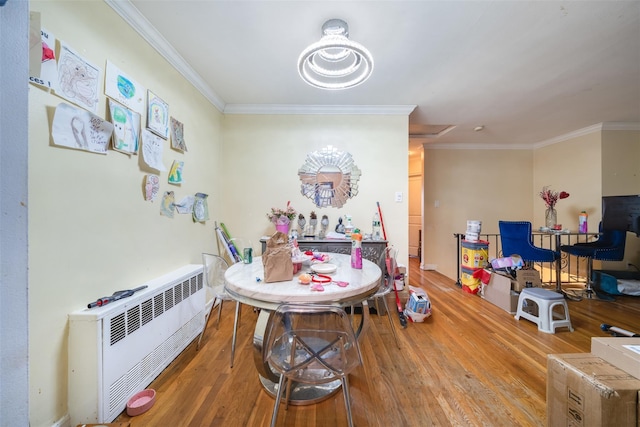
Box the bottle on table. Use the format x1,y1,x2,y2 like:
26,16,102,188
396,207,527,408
351,229,362,269
579,211,588,233
372,212,382,240
344,214,354,237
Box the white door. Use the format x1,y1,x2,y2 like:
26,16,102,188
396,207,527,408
408,174,422,259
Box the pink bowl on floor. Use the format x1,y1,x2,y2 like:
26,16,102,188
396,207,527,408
126,388,156,416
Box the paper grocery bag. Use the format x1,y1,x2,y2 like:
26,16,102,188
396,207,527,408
263,232,293,283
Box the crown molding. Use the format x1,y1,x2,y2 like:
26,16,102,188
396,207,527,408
223,104,416,116
602,122,640,131
533,123,604,149
424,143,532,150
534,122,640,149
426,121,640,150
104,0,226,112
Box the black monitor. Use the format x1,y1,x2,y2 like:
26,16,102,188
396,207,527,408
602,195,640,236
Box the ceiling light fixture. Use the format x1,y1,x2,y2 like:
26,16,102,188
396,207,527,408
298,19,374,90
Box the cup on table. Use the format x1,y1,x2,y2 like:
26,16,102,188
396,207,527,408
243,248,253,264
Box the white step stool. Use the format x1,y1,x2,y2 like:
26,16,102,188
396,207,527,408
514,288,574,334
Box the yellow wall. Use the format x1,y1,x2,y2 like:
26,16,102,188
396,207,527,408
602,130,640,196
29,2,223,425
219,114,409,266
534,131,602,229
423,148,533,278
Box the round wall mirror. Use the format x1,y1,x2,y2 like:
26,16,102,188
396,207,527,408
298,146,361,208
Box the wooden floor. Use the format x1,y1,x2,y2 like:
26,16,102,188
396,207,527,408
116,258,640,426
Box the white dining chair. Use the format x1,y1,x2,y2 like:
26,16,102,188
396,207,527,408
371,246,401,349
198,253,242,368
264,303,363,427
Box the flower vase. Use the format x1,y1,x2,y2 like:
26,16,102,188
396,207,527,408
275,223,289,235
545,207,557,228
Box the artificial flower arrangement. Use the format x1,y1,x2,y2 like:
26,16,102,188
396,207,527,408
266,201,297,226
539,186,570,209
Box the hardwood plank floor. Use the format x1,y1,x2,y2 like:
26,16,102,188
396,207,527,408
116,258,640,426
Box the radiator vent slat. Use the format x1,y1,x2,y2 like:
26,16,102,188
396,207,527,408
164,288,174,311
141,299,153,326
154,293,164,317
175,282,183,304
127,306,141,335
110,313,126,346
109,376,127,414
183,280,190,299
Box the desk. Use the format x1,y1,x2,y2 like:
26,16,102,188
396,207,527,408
224,253,381,404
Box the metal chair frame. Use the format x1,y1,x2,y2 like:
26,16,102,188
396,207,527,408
199,253,242,368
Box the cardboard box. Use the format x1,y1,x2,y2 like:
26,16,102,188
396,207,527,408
406,290,431,314
547,353,640,427
591,337,640,379
480,271,519,314
514,268,542,292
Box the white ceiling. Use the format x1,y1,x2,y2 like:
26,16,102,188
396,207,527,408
109,0,640,151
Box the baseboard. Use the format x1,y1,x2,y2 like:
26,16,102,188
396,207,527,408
421,263,437,270
51,413,71,427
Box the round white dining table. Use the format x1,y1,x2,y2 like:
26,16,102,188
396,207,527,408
224,252,382,404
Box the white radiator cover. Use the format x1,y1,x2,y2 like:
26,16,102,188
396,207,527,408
68,264,205,425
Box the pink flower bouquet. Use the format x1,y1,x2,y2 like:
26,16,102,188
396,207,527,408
267,201,297,226
539,186,570,209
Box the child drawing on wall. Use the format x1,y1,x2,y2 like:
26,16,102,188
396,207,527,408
109,100,140,154
58,54,98,110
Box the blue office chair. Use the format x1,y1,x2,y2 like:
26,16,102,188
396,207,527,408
499,221,560,263
560,223,626,300
498,221,561,286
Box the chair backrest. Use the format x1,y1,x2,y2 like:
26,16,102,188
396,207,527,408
378,246,398,292
498,220,557,263
202,253,229,291
499,221,533,257
593,222,627,260
264,304,362,383
598,222,627,245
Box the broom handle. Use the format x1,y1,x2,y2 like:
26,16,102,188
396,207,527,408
376,201,387,241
